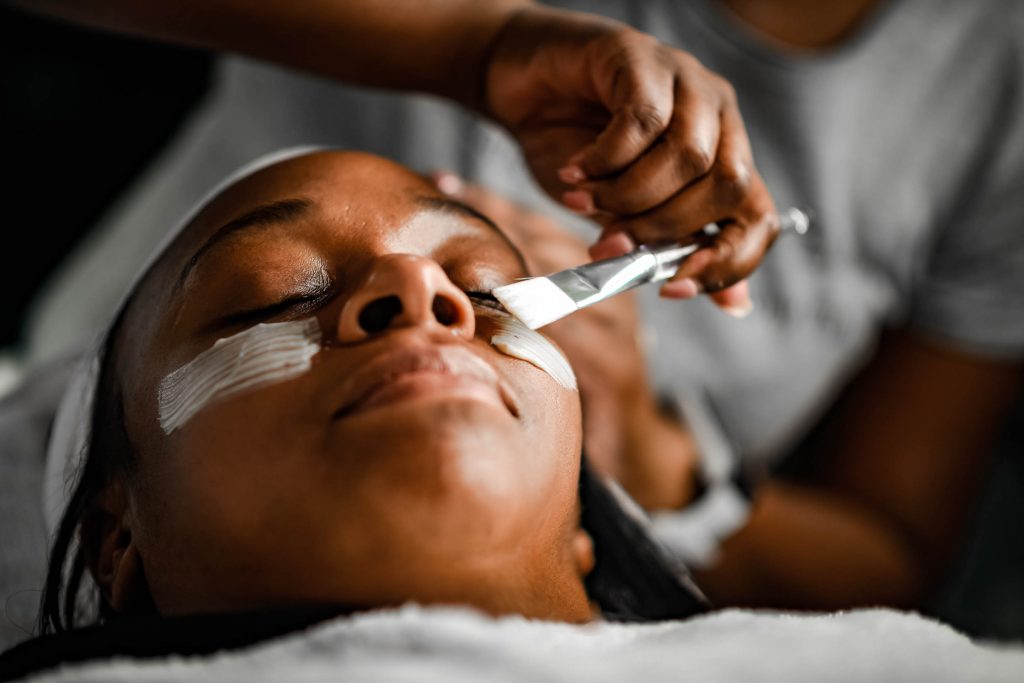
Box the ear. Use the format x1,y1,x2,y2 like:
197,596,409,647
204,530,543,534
80,481,155,616
572,529,595,578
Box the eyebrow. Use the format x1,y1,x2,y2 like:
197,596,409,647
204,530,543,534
414,195,529,273
178,197,314,288
177,193,529,289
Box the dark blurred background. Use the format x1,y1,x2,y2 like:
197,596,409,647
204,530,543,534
0,5,212,350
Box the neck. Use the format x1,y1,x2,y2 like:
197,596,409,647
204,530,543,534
717,0,884,50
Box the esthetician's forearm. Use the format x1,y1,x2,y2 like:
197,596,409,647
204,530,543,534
16,0,532,110
694,480,928,609
696,329,1023,609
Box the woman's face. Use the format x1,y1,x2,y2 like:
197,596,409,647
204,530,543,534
104,152,590,622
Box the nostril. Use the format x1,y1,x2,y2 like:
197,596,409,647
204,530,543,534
358,295,403,333
431,295,459,326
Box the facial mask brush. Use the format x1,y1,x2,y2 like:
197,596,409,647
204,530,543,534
492,207,810,330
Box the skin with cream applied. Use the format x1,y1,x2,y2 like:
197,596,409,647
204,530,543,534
479,306,577,391
157,318,323,433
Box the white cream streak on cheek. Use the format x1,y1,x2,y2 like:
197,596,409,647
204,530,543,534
158,317,322,434
478,307,577,391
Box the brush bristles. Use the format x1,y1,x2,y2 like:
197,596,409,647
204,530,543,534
492,277,578,329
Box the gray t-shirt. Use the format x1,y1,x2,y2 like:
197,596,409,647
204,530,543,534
26,0,1024,464
627,0,1024,460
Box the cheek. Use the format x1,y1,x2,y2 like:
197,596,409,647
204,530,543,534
487,357,582,506
530,378,583,486
474,308,581,489
137,314,333,557
140,317,325,540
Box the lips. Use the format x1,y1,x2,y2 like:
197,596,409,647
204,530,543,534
332,343,518,419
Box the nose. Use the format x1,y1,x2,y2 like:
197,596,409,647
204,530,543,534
337,254,476,343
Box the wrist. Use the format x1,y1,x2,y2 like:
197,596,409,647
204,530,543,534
647,394,760,570
471,2,539,118
479,5,627,124
619,395,699,511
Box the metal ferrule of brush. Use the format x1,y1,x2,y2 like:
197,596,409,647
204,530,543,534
546,242,701,308
492,207,811,329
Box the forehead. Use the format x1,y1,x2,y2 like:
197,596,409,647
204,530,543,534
141,150,518,308
182,151,442,253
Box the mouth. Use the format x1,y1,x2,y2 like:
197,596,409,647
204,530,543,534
332,343,519,420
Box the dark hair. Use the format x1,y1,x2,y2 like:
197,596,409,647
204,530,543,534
38,311,707,634
578,460,708,621
39,301,136,636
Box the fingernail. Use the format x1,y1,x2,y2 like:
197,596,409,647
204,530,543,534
588,232,635,260
434,171,463,196
558,165,586,184
721,300,755,318
659,278,701,299
563,190,595,214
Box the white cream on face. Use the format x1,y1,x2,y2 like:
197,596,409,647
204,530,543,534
158,317,322,433
477,306,577,391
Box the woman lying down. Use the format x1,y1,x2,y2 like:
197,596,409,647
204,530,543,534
2,151,1020,681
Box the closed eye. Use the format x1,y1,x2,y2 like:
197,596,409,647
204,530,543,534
215,290,332,329
465,291,506,312
211,263,333,329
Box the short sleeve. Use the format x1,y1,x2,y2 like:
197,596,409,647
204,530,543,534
911,48,1024,359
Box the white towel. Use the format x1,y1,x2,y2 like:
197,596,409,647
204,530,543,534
22,605,1024,682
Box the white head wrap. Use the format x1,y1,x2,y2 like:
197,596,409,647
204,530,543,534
41,146,323,535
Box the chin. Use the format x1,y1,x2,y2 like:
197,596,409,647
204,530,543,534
334,397,522,452
326,398,529,491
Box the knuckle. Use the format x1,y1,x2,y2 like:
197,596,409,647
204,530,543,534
676,51,702,72
676,140,714,179
626,102,668,136
715,161,751,203
598,187,645,215
713,225,766,281
598,27,634,50
714,232,739,265
715,77,737,103
618,219,661,245
601,28,652,68
703,276,728,293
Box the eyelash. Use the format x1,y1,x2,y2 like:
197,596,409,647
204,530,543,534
466,291,504,311
220,291,330,327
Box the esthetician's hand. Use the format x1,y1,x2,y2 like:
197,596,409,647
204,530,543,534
484,6,774,311
435,173,698,510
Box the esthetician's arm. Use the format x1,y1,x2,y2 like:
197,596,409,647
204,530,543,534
18,0,775,302
695,330,1023,609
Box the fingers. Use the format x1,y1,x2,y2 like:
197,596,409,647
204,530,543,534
588,228,635,260
598,91,776,297
561,34,675,180
659,277,701,299
604,90,753,237
432,170,465,197
575,82,723,216
675,211,777,286
709,281,754,318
